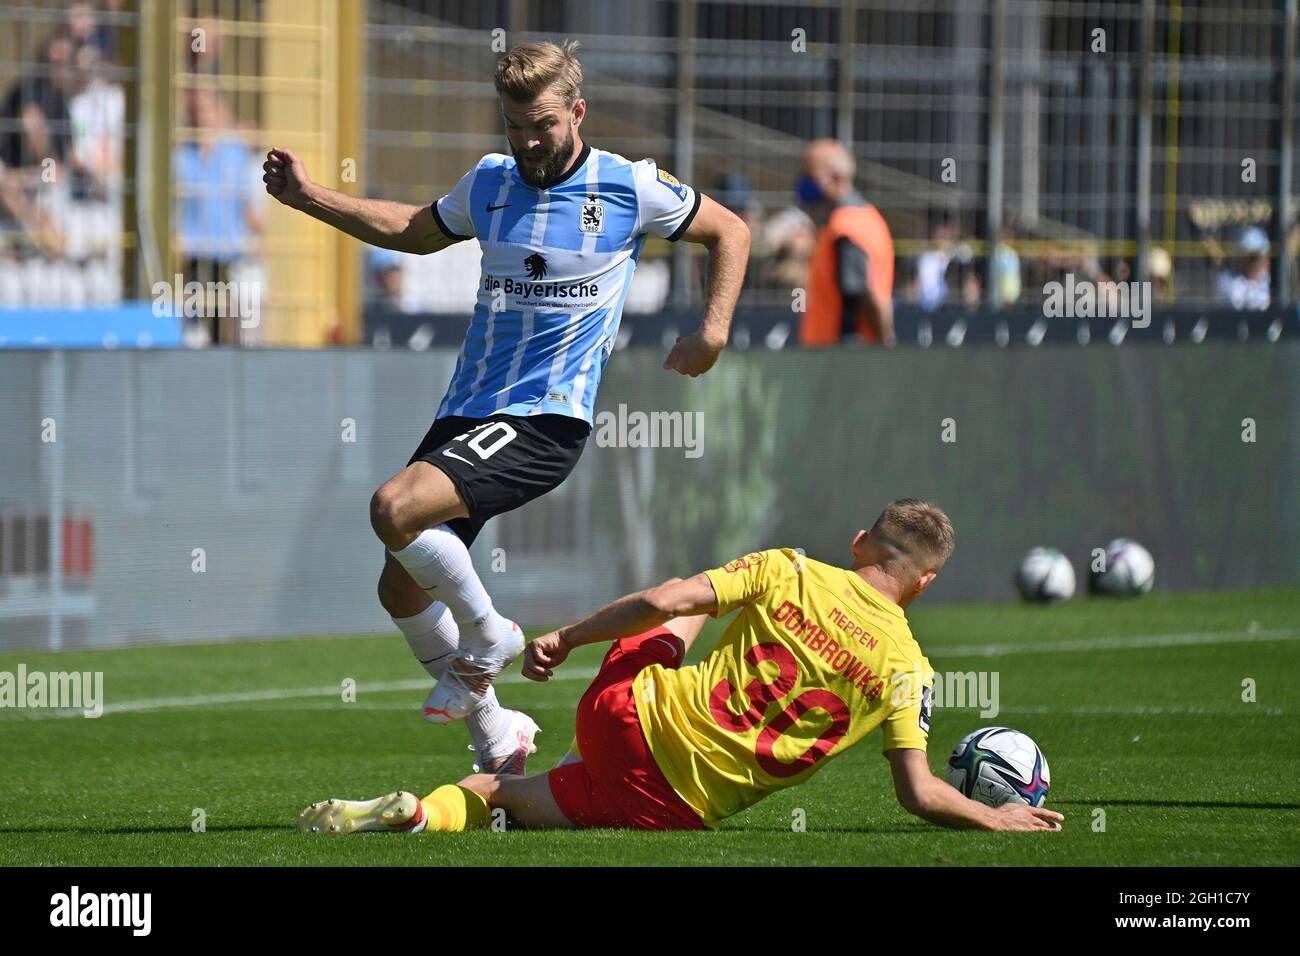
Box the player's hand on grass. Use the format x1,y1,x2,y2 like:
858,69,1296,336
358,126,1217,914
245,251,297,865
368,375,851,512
522,631,571,682
993,804,1064,832
664,330,725,377
263,147,313,209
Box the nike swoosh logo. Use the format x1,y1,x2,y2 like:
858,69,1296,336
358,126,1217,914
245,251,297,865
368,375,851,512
442,449,475,467
648,637,681,662
486,203,511,211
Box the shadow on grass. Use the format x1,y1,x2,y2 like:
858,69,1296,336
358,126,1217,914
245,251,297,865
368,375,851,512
1055,799,1300,811
0,824,285,835
1,823,938,837
717,825,934,835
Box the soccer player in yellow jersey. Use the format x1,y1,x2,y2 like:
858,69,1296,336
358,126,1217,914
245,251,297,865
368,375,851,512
299,499,1064,834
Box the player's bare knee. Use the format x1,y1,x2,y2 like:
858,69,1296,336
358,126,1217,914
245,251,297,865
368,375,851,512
368,485,394,536
369,483,416,549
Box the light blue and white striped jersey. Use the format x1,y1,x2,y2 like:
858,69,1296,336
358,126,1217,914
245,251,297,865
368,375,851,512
429,144,700,425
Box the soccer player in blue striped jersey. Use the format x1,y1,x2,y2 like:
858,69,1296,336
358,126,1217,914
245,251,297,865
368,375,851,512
263,41,750,772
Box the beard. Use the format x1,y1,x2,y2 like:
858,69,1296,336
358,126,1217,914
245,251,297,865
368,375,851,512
512,129,576,188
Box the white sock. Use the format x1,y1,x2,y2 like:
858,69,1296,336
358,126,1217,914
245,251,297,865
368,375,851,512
391,602,458,679
394,601,507,755
464,695,513,764
390,525,512,651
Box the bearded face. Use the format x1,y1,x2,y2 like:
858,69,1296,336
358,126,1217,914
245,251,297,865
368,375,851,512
511,124,576,188
501,89,583,189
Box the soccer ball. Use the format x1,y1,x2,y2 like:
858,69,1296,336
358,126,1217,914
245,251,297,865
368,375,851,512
1014,547,1075,602
1090,538,1155,596
946,726,1051,808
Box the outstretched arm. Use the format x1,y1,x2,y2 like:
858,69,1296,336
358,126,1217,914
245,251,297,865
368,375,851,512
522,573,718,681
886,748,1064,832
853,286,896,346
836,236,895,346
263,147,458,255
663,193,751,377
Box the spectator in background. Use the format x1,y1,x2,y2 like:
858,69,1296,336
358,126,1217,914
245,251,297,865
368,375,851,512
1212,226,1270,311
1145,246,1172,303
66,3,99,51
915,220,955,311
174,86,266,345
0,30,77,257
1036,241,1107,299
79,0,126,64
758,204,815,293
69,41,125,202
0,31,74,171
950,246,981,309
990,218,1021,306
897,257,920,305
368,246,405,311
915,219,986,312
796,139,895,347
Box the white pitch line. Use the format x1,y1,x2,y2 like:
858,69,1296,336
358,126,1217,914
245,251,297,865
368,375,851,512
940,704,1288,716
926,627,1300,658
3,668,600,721
3,626,1296,722
235,701,577,712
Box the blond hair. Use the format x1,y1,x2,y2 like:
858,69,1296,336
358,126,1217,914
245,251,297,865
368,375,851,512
494,41,583,107
870,498,955,575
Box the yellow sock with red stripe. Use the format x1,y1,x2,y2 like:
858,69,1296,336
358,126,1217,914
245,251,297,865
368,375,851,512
419,785,491,831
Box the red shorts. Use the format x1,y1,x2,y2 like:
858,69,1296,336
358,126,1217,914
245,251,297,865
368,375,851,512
547,628,705,830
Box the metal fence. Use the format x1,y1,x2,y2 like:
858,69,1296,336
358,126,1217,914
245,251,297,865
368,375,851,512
362,0,1300,318
1,1,1297,338
0,0,137,308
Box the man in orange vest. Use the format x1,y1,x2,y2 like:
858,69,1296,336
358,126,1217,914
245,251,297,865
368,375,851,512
797,139,896,347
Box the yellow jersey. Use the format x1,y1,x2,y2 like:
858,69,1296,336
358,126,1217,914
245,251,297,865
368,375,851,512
636,548,934,828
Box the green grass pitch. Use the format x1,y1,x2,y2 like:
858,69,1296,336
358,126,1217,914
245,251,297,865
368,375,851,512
2,588,1297,866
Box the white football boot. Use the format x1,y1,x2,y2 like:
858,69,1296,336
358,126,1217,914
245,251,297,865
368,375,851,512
469,710,540,776
297,790,425,834
422,619,525,724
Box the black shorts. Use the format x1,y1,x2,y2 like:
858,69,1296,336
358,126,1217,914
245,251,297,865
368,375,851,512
407,413,591,545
